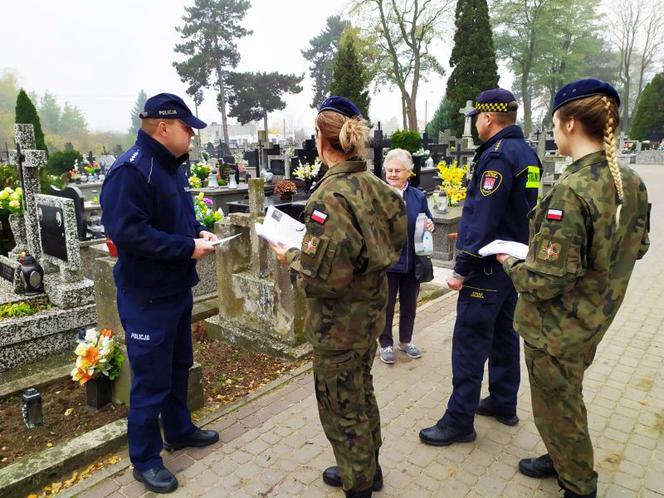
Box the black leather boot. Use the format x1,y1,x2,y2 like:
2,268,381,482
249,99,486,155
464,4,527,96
475,396,519,426
518,454,558,478
419,423,477,446
345,487,373,498
163,428,219,451
132,466,178,493
322,465,383,490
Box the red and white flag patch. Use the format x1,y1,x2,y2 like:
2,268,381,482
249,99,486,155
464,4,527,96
311,210,328,225
546,209,564,221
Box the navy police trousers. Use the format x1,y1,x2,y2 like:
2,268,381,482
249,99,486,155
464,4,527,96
441,263,520,431
117,289,196,471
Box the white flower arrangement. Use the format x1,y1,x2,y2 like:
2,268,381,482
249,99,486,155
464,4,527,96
292,159,322,181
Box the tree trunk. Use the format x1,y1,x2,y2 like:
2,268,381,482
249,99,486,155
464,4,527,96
622,77,631,132
216,69,230,144
521,72,532,136
401,95,408,130
263,113,268,139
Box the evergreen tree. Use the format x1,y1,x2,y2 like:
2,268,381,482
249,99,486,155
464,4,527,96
129,90,148,135
426,98,454,138
445,0,499,139
329,29,372,120
226,72,303,132
302,16,351,108
15,89,47,152
173,0,252,145
39,92,61,134
630,73,664,141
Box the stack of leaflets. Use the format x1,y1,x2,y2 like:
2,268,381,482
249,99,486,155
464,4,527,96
255,206,306,249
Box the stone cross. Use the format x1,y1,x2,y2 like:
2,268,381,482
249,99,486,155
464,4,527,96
8,124,45,263
460,100,475,138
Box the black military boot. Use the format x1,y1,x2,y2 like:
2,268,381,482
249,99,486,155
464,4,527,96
518,454,558,478
163,428,219,451
419,423,477,446
322,464,383,490
475,396,519,426
132,466,178,493
561,484,597,498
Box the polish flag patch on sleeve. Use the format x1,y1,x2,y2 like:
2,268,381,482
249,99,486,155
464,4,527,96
546,209,564,221
311,210,328,225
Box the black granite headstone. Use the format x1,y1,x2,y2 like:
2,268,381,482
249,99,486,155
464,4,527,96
38,204,68,261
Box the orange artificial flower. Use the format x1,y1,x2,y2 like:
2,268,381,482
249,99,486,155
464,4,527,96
82,345,100,365
99,328,113,338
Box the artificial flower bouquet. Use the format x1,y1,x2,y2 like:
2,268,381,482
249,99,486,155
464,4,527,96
191,163,212,182
193,192,224,229
436,160,468,206
292,159,321,181
274,179,297,198
71,328,124,385
0,186,23,214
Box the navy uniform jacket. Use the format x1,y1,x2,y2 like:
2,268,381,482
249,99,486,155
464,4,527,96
100,129,205,300
454,125,540,277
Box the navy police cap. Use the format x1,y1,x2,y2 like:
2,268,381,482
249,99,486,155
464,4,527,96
139,93,207,129
466,88,518,117
318,96,362,118
552,78,620,114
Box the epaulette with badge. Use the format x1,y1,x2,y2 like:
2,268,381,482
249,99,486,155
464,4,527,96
108,146,143,174
488,140,503,158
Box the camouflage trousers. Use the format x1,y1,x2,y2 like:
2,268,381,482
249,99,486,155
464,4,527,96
524,342,598,495
313,344,381,493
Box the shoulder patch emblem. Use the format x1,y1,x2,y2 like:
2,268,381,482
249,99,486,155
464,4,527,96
311,210,328,225
537,240,562,262
480,170,503,196
302,235,320,257
546,209,564,221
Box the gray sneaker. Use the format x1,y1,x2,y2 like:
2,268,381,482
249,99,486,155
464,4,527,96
398,342,422,359
379,346,396,364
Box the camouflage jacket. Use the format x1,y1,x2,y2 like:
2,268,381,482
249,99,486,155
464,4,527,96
286,160,407,351
503,151,650,358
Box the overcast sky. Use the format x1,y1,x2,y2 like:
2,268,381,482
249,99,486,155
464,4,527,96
3,0,512,135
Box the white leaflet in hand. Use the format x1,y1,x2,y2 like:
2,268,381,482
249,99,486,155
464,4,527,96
210,233,241,247
254,206,306,249
479,239,529,260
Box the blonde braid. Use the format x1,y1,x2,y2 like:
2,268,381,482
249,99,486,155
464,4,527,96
602,96,623,226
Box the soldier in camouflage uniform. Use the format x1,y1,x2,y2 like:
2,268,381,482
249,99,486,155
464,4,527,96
497,79,650,498
272,96,406,498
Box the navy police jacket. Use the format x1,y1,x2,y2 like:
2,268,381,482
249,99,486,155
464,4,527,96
454,125,540,277
100,130,205,300
389,184,433,274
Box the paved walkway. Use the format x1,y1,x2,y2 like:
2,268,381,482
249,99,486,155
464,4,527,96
80,164,664,497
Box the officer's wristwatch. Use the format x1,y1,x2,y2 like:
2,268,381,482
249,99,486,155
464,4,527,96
452,270,465,281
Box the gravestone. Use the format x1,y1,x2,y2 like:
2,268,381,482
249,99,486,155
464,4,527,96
50,185,88,240
0,125,96,371
204,178,309,358
34,194,94,309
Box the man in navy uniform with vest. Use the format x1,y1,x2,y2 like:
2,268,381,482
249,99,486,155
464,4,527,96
101,93,219,493
419,88,541,446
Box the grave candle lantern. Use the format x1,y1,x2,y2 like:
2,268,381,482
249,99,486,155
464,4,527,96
20,254,44,295
22,388,43,429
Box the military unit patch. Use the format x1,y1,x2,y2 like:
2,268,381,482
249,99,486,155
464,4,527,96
546,209,564,221
480,170,503,196
311,210,328,225
537,240,561,262
302,235,320,256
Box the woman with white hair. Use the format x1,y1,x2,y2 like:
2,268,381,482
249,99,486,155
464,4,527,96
378,148,434,364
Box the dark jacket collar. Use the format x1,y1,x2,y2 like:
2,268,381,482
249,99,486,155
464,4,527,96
476,125,525,155
136,129,189,172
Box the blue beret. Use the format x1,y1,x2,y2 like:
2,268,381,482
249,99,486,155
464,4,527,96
552,79,620,114
318,96,362,118
466,88,517,117
139,93,207,129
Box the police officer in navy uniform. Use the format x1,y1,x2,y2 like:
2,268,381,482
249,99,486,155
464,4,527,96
101,93,219,493
419,88,541,446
